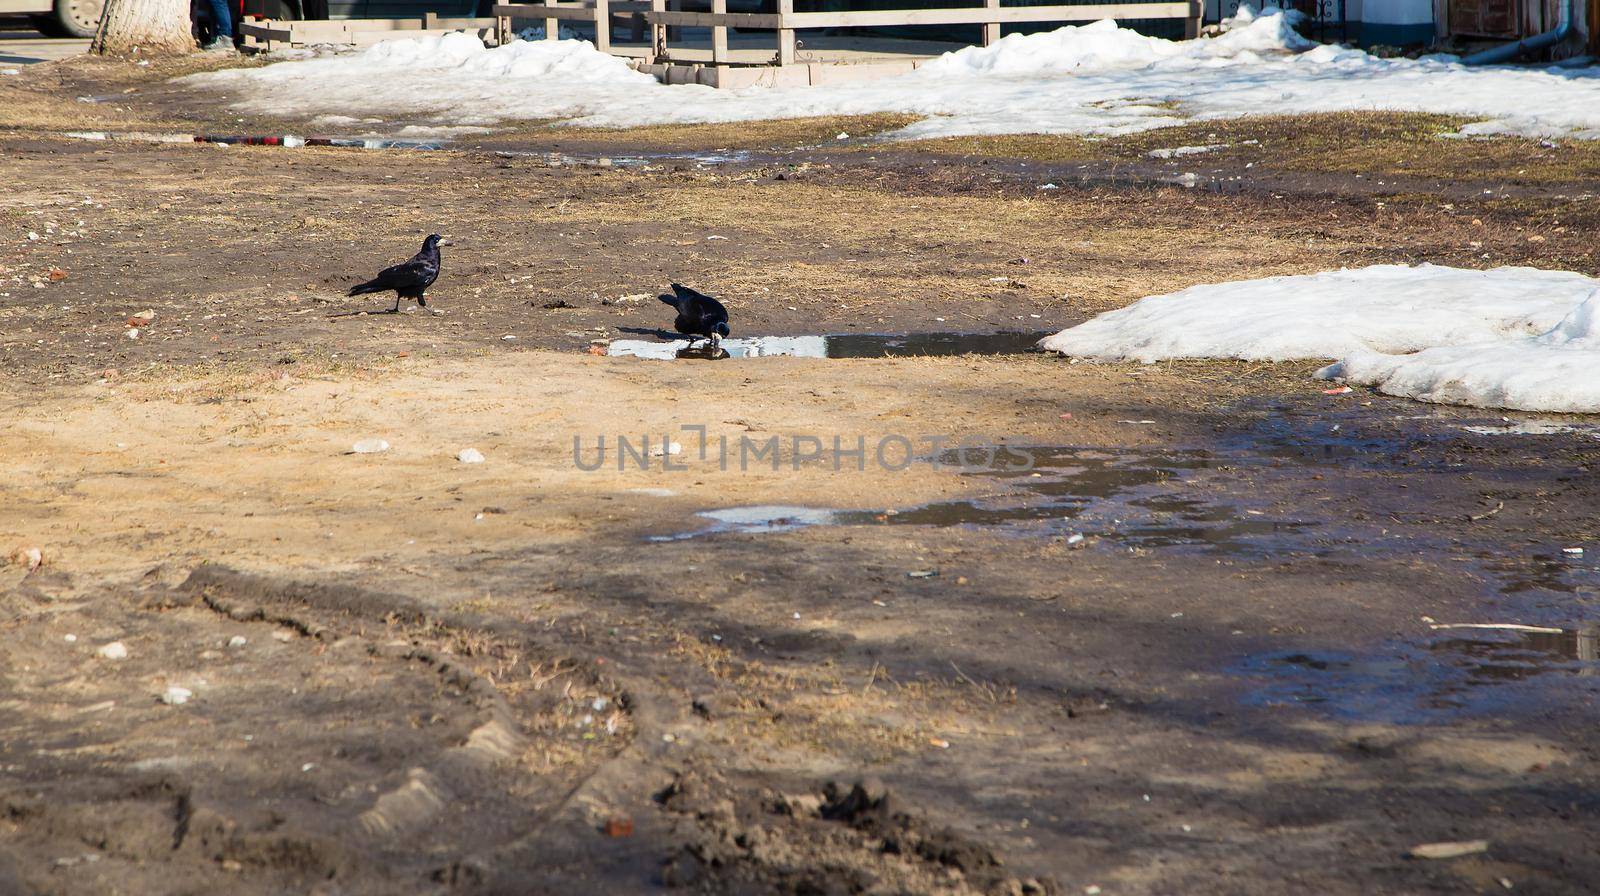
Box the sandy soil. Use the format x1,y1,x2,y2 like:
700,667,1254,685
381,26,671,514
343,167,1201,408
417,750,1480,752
4,54,1600,896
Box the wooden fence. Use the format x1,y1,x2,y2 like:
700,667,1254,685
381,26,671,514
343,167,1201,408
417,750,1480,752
492,0,1200,66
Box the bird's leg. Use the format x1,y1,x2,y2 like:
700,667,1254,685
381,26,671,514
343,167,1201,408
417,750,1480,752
391,294,402,314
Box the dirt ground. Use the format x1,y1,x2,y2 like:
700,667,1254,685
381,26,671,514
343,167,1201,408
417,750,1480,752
4,53,1600,896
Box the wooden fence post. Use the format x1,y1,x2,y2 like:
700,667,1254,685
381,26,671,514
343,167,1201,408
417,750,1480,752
1184,0,1200,37
982,0,1000,44
711,0,728,62
543,0,557,38
651,0,667,58
777,0,795,64
593,0,610,50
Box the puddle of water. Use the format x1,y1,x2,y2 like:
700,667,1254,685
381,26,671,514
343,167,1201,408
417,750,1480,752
1240,626,1600,722
1473,549,1600,595
658,447,1315,553
839,447,1314,553
606,331,1048,361
650,505,838,541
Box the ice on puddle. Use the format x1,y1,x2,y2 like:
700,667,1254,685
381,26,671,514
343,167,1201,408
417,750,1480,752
182,12,1600,143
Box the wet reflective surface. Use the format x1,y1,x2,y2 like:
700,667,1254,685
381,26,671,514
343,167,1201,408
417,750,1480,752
606,331,1050,360
1240,626,1600,723
834,446,1314,554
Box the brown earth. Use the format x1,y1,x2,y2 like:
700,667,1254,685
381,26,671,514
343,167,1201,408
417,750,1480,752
4,53,1600,896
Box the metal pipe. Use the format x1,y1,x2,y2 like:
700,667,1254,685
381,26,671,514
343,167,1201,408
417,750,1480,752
1461,0,1576,64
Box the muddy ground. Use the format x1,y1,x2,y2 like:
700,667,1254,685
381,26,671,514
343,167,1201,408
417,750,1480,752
4,53,1600,896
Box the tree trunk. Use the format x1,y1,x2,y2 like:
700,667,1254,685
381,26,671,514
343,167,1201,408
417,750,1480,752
91,0,193,55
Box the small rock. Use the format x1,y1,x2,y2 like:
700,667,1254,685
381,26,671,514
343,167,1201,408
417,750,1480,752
227,635,247,648
457,448,485,464
97,641,128,660
350,438,390,454
160,686,193,706
64,634,77,643
125,328,140,340
649,441,682,458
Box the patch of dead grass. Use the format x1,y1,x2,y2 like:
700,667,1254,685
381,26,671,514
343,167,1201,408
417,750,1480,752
896,112,1600,185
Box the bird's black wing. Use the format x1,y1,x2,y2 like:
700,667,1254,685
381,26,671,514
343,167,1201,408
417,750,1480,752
670,283,714,305
365,258,437,292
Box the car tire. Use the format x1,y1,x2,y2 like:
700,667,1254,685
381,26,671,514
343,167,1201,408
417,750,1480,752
47,0,107,38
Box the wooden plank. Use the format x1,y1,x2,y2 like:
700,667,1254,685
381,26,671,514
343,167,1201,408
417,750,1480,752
494,4,604,21
642,9,779,26
594,0,610,49
779,3,1189,28
710,0,727,62
777,0,795,65
982,0,999,44
651,0,667,57
1184,0,1199,38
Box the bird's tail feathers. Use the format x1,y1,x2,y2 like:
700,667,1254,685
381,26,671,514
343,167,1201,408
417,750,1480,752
658,293,680,308
348,281,382,297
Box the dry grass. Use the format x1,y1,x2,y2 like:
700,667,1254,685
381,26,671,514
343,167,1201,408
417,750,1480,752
897,112,1600,184
488,113,924,151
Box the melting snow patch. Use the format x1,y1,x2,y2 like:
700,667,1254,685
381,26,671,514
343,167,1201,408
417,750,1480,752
1322,290,1600,412
1042,264,1600,412
181,10,1600,141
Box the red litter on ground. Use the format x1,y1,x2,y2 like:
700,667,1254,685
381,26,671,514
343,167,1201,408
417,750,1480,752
1322,386,1353,395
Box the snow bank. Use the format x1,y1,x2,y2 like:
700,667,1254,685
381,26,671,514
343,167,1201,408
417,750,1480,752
181,11,1600,141
1322,290,1600,412
1041,264,1600,412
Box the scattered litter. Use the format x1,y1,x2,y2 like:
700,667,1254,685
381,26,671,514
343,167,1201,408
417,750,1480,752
301,762,316,772
97,641,128,660
457,447,485,464
47,267,68,282
1038,183,1060,190
1409,840,1489,860
834,132,849,139
160,686,193,706
10,546,43,571
929,737,950,749
1322,386,1353,395
1116,419,1157,425
706,235,729,241
907,569,939,578
125,328,140,340
1467,500,1504,522
650,441,683,457
129,308,155,321
603,816,634,837
1066,533,1086,545
350,438,390,454
1562,546,1584,555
